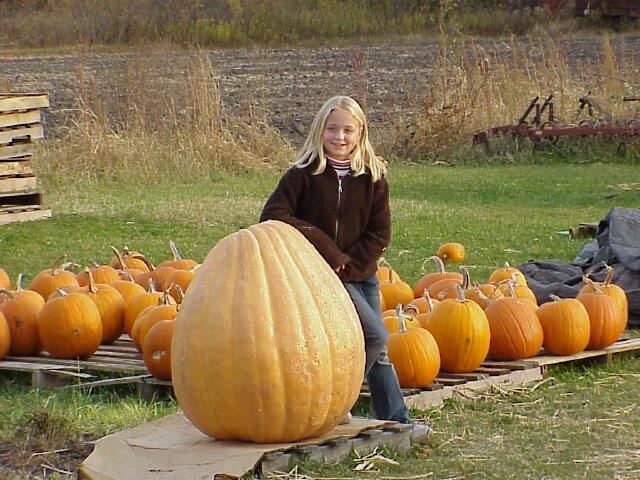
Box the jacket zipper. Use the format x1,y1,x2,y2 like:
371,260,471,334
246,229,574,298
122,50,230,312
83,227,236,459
335,177,343,243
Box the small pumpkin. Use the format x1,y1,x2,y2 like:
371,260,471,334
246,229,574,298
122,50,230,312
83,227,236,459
77,263,120,287
37,290,102,359
142,319,175,380
413,256,463,299
0,275,45,355
0,311,10,359
131,292,178,351
427,266,468,301
379,265,414,309
577,287,624,350
28,255,80,300
109,272,147,307
536,296,590,356
78,269,126,344
124,285,174,335
489,262,527,287
435,242,465,264
387,316,441,388
375,257,401,283
158,240,198,271
464,282,504,310
109,246,151,273
382,304,421,334
426,286,490,373
579,267,628,329
485,297,543,360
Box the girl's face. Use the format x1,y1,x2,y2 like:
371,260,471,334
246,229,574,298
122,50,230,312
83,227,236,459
323,108,361,161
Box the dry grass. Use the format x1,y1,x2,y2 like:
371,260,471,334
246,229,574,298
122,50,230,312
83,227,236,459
35,50,293,184
20,35,640,184
387,34,640,161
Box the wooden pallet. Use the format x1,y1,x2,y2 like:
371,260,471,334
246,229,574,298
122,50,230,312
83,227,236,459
260,422,431,476
0,93,49,113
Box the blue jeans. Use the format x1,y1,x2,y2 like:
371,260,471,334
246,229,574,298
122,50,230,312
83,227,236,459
344,275,410,423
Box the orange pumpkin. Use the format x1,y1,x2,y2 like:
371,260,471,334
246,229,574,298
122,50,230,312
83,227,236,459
158,240,198,271
37,291,102,359
131,293,178,351
0,280,45,355
172,220,365,443
426,286,490,373
375,257,401,283
485,297,543,360
577,289,624,350
78,269,126,344
379,265,414,309
0,311,10,359
413,256,463,299
427,266,468,301
124,289,174,335
464,282,504,309
28,255,80,300
387,317,441,388
165,268,196,301
435,242,465,264
142,319,175,380
579,268,628,330
489,262,527,287
109,275,147,307
536,296,590,356
382,304,421,334
77,263,120,287
109,246,151,272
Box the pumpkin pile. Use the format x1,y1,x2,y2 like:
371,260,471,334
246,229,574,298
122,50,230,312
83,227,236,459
376,251,629,378
0,242,197,368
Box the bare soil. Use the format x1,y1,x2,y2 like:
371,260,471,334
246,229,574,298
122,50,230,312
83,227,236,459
1,37,639,144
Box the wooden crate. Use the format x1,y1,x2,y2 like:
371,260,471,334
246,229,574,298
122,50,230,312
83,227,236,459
0,93,50,224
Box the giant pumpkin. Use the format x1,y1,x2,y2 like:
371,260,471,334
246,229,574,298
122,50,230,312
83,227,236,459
171,220,365,443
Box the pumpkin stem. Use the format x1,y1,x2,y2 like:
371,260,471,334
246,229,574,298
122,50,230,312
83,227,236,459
87,268,98,294
55,288,69,298
110,246,127,270
603,263,614,287
460,266,470,289
136,254,156,272
454,284,466,303
424,290,436,313
171,284,185,304
50,254,68,275
420,255,446,275
16,273,25,291
506,280,517,299
473,283,493,304
403,304,419,317
89,260,101,268
169,240,183,261
397,314,407,334
550,294,562,302
147,277,157,293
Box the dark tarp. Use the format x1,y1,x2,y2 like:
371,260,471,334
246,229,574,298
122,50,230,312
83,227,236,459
518,206,640,328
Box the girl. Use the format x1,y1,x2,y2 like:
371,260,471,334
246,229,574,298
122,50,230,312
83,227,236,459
260,95,411,424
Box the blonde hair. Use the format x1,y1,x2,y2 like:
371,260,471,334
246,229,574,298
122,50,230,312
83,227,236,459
293,96,387,182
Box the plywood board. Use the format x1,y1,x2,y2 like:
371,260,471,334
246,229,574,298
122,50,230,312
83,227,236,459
0,143,33,160
0,176,37,194
528,337,640,367
0,124,44,144
0,160,33,176
0,208,51,225
0,93,49,113
0,109,41,128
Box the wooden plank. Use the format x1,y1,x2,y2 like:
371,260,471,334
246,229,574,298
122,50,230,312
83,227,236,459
0,160,33,176
529,337,640,368
0,124,44,144
0,208,51,225
0,143,33,160
64,374,150,389
0,109,41,128
0,93,49,113
0,176,37,194
404,367,543,410
0,204,41,214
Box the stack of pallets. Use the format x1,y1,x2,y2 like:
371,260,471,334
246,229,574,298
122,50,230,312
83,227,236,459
0,93,51,225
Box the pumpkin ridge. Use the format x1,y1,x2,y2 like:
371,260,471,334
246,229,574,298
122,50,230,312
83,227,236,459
259,221,336,438
254,224,309,439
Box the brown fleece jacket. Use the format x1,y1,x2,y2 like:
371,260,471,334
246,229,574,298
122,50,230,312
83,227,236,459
259,161,391,283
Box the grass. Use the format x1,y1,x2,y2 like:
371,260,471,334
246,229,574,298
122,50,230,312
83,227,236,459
1,162,638,285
